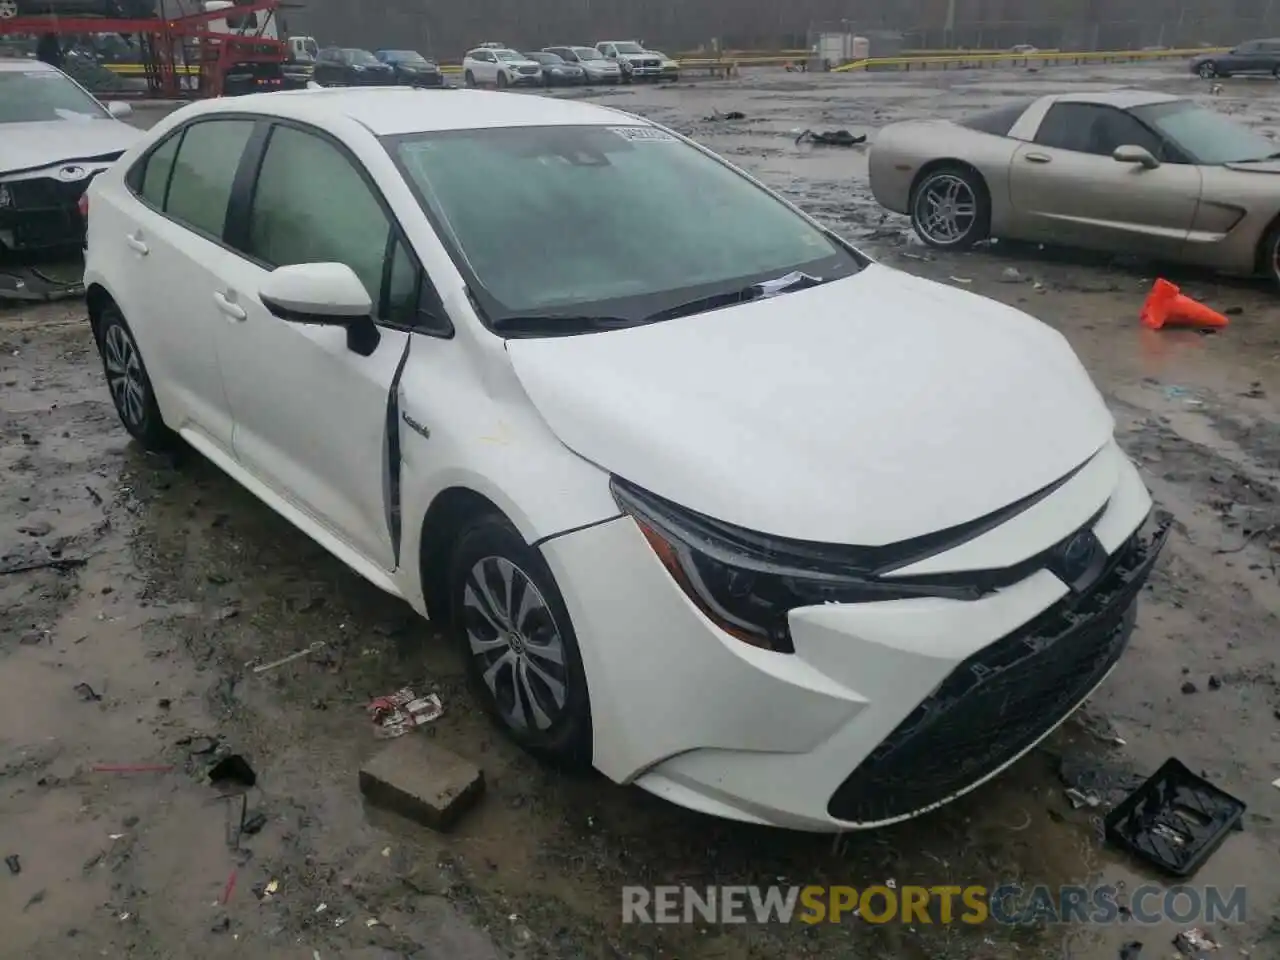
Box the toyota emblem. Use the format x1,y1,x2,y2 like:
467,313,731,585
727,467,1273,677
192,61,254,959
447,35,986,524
55,165,89,182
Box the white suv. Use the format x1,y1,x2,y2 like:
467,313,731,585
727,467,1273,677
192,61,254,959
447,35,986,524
461,47,543,88
82,88,1166,832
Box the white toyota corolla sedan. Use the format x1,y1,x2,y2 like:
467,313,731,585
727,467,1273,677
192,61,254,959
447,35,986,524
82,88,1169,831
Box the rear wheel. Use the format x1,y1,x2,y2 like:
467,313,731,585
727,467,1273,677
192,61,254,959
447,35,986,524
448,515,593,768
910,165,991,249
1198,61,1217,78
1259,220,1280,290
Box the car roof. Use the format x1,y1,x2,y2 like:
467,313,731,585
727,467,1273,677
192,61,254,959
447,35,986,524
0,59,57,73
1049,89,1183,109
184,87,641,136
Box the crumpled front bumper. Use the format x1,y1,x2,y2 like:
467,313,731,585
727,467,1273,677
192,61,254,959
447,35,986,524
0,173,93,252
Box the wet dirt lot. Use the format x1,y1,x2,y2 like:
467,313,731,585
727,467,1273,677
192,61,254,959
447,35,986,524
2,63,1279,960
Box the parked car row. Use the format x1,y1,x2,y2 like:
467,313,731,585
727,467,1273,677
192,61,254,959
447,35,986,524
310,46,445,88
461,40,678,88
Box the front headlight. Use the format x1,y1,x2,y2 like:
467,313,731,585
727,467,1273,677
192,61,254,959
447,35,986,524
612,478,979,653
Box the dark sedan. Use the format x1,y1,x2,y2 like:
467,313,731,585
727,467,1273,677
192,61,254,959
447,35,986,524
312,47,395,87
374,49,445,87
522,50,586,86
1191,38,1280,78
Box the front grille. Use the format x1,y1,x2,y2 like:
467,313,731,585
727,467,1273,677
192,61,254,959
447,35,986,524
2,174,96,249
826,512,1171,825
518,65,540,74
8,176,90,211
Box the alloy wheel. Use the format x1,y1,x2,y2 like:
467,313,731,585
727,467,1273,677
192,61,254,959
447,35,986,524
103,322,146,429
0,0,18,18
1198,62,1216,78
915,173,978,245
462,556,568,732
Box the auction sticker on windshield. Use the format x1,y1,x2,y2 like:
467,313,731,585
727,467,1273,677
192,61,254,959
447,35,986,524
609,126,676,142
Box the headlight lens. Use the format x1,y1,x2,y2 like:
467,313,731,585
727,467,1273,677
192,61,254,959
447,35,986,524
611,478,977,653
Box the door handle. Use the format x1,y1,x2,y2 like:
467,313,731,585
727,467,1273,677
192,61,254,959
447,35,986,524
125,233,149,255
1024,152,1051,163
213,291,246,321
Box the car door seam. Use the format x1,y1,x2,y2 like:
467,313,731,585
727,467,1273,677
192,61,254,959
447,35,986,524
384,333,414,567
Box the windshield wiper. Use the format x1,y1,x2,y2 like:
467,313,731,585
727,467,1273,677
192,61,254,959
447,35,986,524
643,271,830,324
490,314,651,336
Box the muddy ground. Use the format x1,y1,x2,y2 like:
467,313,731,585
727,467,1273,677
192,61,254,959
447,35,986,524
2,62,1279,960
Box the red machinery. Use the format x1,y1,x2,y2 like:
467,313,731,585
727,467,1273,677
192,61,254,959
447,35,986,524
0,0,289,98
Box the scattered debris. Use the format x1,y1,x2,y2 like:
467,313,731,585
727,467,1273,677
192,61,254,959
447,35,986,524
948,276,973,284
794,128,866,146
1119,941,1143,960
1270,777,1280,791
1173,927,1219,956
1240,381,1265,399
73,683,103,702
1208,675,1222,690
263,879,279,899
998,266,1026,282
1182,680,1198,694
250,640,326,674
23,889,45,911
182,735,220,755
92,764,174,774
218,868,238,905
369,689,444,738
359,734,485,831
704,109,745,120
208,755,257,790
1105,758,1246,877
5,854,20,875
1215,524,1277,556
241,811,268,836
0,556,88,576
1065,787,1103,809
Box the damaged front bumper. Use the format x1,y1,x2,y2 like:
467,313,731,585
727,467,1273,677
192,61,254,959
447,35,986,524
0,158,117,252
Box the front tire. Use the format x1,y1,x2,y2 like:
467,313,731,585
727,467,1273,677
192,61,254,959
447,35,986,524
496,71,509,88
1198,61,1217,79
448,515,592,769
95,305,175,451
464,69,475,87
909,165,991,250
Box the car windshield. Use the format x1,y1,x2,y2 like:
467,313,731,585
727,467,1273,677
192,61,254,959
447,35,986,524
527,52,560,64
574,48,604,60
388,125,861,328
495,50,524,61
1131,100,1278,164
613,42,645,53
0,69,109,123
345,49,381,65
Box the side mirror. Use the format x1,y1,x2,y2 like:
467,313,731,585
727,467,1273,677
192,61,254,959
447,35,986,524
106,101,132,118
259,262,381,356
1113,144,1159,169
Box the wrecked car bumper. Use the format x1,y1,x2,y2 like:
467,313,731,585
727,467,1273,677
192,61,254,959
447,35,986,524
0,166,111,252
541,443,1166,831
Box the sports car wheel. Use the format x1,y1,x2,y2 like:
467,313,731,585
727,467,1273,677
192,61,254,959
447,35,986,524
1261,222,1280,290
910,166,990,249
0,0,18,19
448,514,593,768
1198,61,1217,78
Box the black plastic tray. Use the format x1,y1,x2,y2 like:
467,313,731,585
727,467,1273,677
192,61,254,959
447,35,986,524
1104,758,1246,877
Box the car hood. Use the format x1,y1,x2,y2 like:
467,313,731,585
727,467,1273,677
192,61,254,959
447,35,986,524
393,61,437,70
582,60,618,69
0,119,140,177
505,263,1114,546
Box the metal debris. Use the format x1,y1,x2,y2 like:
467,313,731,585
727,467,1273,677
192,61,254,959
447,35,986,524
369,689,444,738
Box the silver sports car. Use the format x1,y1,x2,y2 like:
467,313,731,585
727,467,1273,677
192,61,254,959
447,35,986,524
868,90,1280,286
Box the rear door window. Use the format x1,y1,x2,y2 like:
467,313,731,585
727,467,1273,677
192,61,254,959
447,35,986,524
137,128,182,207
163,118,255,238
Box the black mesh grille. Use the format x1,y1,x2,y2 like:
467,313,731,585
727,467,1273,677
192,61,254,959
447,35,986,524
3,175,94,249
827,512,1171,825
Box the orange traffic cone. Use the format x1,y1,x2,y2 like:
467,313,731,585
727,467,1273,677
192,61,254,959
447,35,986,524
1139,278,1228,330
